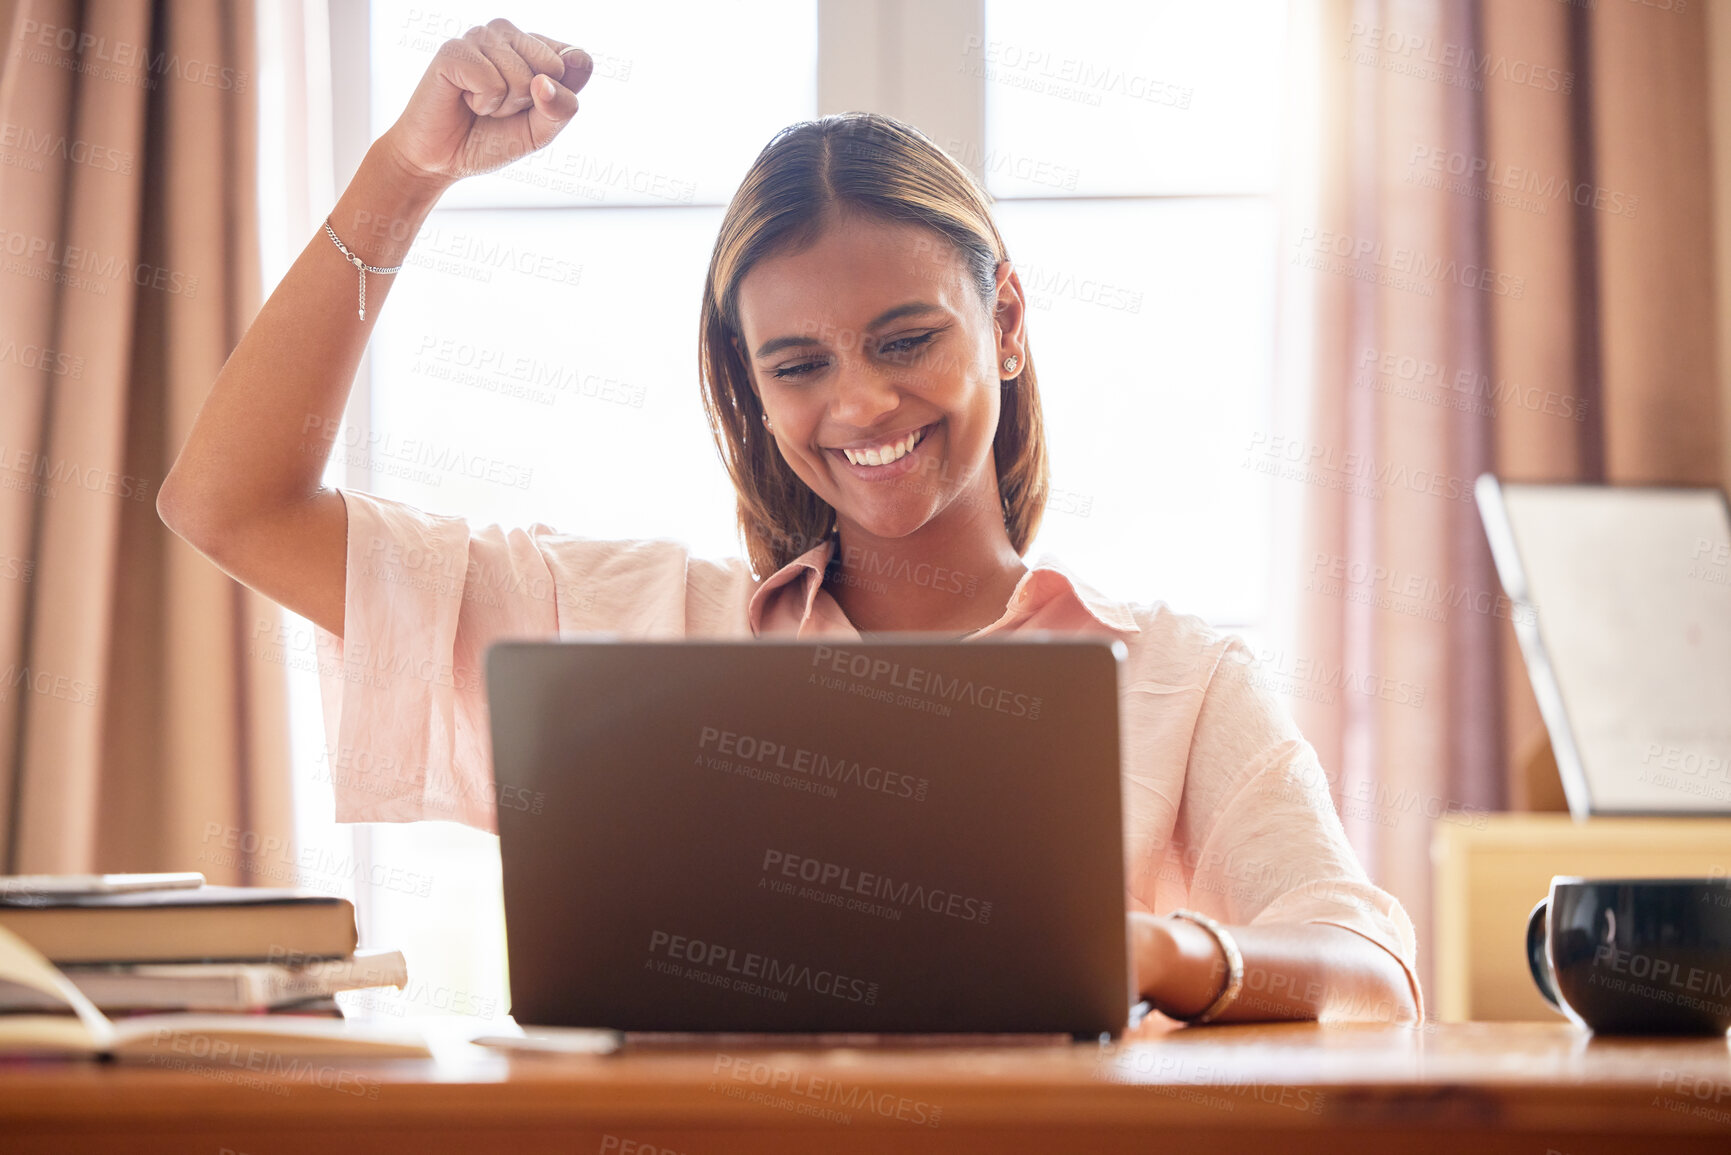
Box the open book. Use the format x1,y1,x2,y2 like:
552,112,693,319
0,924,430,1059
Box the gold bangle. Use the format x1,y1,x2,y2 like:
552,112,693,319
1165,909,1244,1024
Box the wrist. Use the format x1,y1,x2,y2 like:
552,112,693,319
1162,911,1243,1024
1137,914,1231,1019
369,133,455,206
324,141,449,271
1147,918,1220,1017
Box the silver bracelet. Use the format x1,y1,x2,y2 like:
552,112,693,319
323,217,404,320
1166,909,1244,1024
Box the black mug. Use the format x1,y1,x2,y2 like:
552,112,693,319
1527,876,1731,1035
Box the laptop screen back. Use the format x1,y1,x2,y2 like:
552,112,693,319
487,638,1131,1036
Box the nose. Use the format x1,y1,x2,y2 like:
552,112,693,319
827,358,901,429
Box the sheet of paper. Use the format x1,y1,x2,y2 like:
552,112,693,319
471,1025,622,1055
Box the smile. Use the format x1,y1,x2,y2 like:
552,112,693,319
838,426,930,468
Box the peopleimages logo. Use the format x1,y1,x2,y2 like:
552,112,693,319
647,930,879,1005
809,645,1044,719
760,849,994,924
1242,431,1477,506
697,725,929,801
16,19,249,92
1342,22,1572,94
1592,943,1731,1002
1406,144,1638,219
1636,741,1731,805
0,227,199,297
1291,226,1526,298
709,1054,944,1128
0,123,134,174
1355,346,1587,422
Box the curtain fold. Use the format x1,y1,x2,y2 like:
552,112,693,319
1288,0,1722,993
0,0,289,878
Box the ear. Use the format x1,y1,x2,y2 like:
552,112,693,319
992,259,1027,370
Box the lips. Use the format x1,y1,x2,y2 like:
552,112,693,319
824,424,938,481
839,426,929,467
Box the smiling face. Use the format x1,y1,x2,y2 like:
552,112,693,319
734,213,1025,547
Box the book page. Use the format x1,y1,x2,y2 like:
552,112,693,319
0,923,112,1055
1,924,427,1058
107,1014,431,1059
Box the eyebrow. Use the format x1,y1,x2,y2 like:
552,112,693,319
752,302,946,359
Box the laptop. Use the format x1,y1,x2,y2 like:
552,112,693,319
485,637,1132,1038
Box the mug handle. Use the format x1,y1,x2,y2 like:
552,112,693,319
1526,898,1562,1011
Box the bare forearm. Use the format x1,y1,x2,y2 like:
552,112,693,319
154,22,585,637
1135,915,1420,1026
159,141,447,532
165,20,592,533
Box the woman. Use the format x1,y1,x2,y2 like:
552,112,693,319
159,19,1421,1027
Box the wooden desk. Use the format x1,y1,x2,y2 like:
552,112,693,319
3,1020,1729,1153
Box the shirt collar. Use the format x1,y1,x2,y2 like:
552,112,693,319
747,537,837,636
1015,553,1143,634
747,538,1141,637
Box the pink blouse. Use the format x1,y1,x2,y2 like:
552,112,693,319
314,487,1424,1017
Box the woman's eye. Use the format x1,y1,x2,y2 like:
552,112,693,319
769,332,937,377
879,332,936,359
771,359,826,379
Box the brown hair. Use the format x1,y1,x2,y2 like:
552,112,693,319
699,112,1049,579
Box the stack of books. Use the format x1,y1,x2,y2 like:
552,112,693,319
0,872,405,1017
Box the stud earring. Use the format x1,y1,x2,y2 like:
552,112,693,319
1002,355,1020,375
761,413,773,431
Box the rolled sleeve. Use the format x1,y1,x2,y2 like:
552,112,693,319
1178,640,1425,1020
313,489,560,833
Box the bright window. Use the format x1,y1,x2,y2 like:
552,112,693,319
986,0,1288,623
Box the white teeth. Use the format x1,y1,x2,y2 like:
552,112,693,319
843,428,924,467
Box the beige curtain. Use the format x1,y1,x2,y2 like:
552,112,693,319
1288,0,1721,993
0,0,289,877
